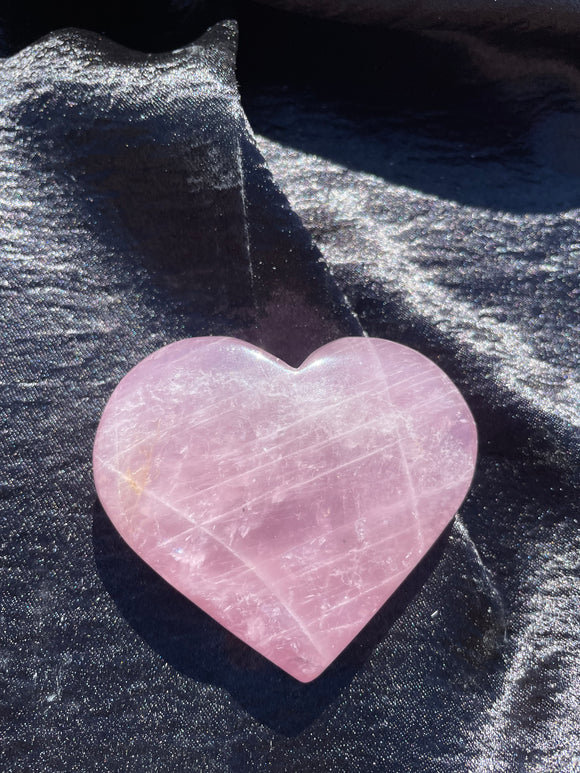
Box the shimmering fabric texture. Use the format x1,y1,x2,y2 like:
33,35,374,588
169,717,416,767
1,4,578,772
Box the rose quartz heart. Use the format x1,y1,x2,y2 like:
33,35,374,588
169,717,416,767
93,337,477,681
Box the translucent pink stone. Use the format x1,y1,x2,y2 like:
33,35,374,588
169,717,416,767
93,337,477,681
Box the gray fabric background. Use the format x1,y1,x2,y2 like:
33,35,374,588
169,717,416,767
1,4,578,771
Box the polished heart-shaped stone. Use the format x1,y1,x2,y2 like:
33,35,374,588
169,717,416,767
93,337,477,681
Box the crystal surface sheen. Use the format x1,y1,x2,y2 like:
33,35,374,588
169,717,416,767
93,337,477,681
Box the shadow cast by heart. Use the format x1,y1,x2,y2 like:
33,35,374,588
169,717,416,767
92,499,452,736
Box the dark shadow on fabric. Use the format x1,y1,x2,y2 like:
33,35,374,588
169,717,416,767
92,499,452,735
237,133,363,364
0,0,236,55
238,4,580,214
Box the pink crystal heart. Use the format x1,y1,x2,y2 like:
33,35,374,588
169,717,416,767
93,337,477,681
